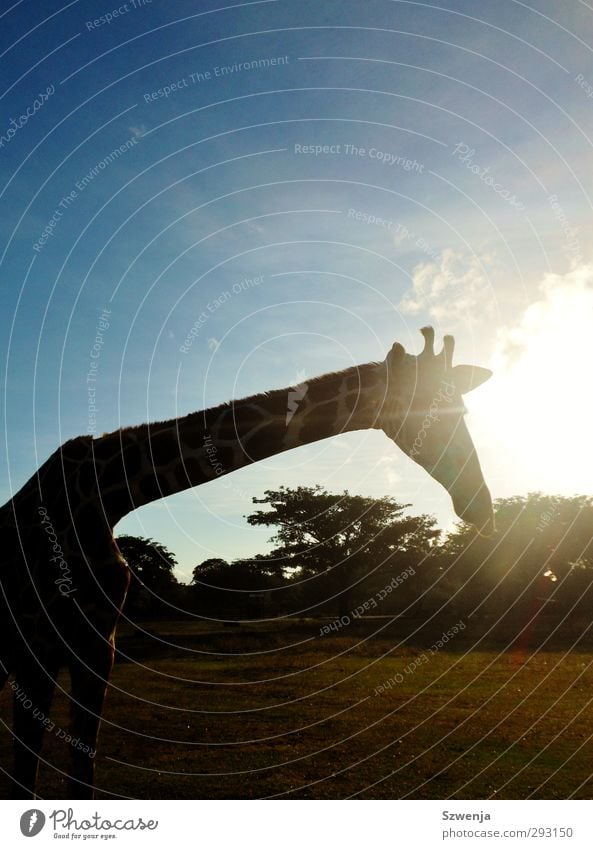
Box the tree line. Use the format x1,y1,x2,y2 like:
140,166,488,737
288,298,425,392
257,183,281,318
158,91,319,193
117,486,593,636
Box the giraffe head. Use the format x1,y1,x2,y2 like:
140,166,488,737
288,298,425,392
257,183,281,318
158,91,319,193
380,326,494,535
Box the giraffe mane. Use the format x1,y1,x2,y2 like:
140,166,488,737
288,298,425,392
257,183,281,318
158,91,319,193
109,362,383,435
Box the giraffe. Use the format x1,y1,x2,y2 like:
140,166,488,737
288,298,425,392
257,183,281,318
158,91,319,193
0,326,493,799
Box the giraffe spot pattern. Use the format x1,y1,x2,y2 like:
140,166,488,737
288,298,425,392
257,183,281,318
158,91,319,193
241,424,287,461
299,401,339,442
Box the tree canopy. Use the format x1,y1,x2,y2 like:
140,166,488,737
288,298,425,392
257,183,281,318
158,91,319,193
438,493,593,623
117,534,179,614
245,485,440,615
119,491,593,639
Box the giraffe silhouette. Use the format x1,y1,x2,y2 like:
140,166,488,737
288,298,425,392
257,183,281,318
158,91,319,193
0,327,493,798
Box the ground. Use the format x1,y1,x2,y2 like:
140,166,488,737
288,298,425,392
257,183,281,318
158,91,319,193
1,618,593,799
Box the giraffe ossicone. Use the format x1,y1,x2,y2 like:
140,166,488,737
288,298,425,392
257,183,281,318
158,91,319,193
0,326,493,798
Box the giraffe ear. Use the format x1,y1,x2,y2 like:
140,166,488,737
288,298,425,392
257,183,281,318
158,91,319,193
451,365,492,394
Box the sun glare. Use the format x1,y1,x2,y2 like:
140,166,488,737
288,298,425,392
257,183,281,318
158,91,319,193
471,268,593,497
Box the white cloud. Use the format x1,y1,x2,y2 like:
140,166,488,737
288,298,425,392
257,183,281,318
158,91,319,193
377,454,401,488
494,264,593,366
129,124,146,139
399,248,493,323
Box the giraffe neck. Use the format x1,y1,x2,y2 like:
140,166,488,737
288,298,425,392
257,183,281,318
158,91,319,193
94,361,390,526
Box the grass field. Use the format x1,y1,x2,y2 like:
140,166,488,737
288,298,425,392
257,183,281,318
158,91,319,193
2,618,593,799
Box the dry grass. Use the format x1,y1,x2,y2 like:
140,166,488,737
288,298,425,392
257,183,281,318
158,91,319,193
2,618,593,799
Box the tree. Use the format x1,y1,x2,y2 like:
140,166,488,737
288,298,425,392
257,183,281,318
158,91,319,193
191,558,230,582
439,493,593,627
117,535,179,615
246,486,440,616
191,557,279,619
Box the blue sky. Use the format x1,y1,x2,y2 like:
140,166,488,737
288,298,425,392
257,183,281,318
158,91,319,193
2,0,592,581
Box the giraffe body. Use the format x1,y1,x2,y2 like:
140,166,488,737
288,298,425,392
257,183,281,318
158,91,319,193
0,328,493,797
0,437,128,797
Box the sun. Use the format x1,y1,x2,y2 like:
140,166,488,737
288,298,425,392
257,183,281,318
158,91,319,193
470,267,593,498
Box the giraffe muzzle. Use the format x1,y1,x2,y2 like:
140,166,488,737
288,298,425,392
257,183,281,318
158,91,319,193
453,484,495,536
